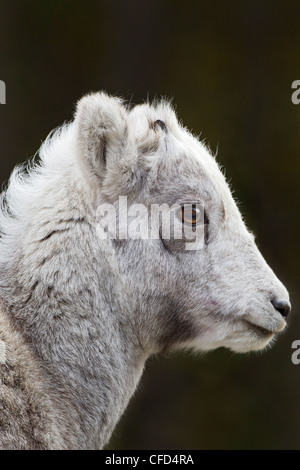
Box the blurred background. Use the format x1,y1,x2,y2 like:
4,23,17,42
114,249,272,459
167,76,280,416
0,0,299,450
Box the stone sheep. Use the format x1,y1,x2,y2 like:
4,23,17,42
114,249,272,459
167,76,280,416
0,92,291,449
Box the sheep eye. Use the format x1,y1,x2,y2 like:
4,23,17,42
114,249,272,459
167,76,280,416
176,204,203,226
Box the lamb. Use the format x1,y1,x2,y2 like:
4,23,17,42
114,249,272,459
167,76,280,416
0,92,291,449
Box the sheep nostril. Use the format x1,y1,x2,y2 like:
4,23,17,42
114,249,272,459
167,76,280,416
271,298,291,319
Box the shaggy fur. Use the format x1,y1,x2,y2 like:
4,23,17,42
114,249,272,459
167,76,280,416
0,92,290,449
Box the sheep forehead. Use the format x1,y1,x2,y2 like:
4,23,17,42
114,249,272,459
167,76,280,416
129,103,182,148
128,101,224,180
150,129,233,208
127,102,238,219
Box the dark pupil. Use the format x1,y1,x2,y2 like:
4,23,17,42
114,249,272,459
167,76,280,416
182,205,198,224
190,210,197,223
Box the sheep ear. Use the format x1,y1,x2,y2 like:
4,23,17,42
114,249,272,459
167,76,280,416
75,92,128,181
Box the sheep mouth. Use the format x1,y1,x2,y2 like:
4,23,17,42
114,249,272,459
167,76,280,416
245,321,277,338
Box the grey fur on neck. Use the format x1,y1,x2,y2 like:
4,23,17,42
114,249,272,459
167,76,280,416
0,185,147,448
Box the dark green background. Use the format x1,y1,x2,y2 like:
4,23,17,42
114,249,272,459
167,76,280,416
0,0,299,449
